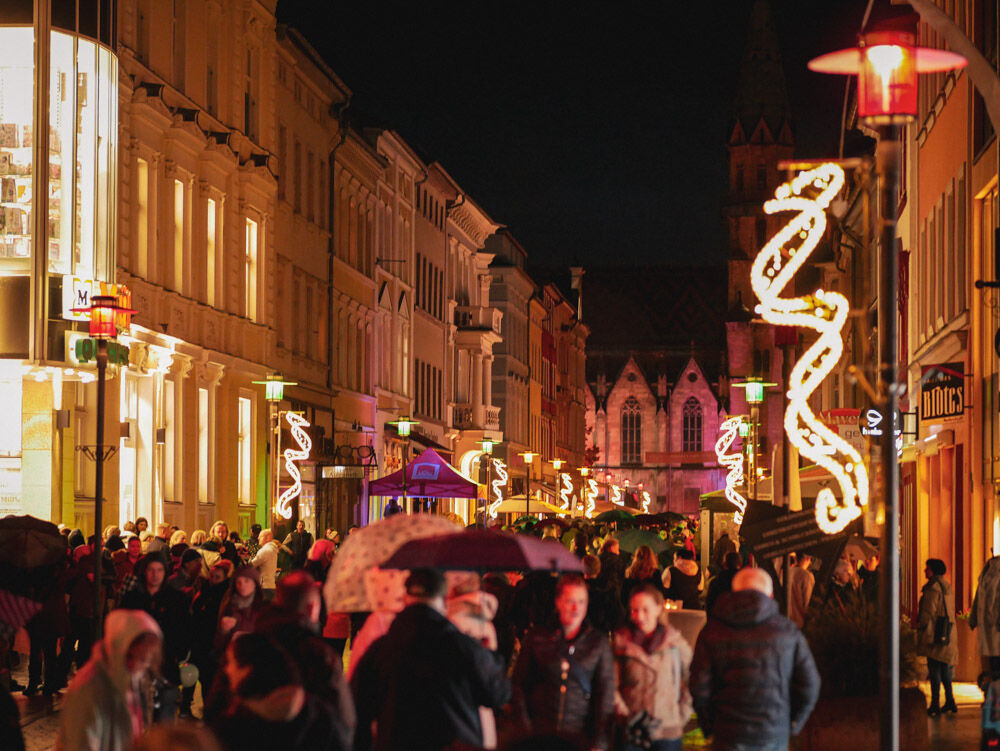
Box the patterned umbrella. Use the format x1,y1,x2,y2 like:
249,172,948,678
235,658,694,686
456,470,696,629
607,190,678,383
324,513,460,612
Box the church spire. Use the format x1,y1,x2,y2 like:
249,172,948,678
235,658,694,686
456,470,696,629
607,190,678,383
731,0,792,143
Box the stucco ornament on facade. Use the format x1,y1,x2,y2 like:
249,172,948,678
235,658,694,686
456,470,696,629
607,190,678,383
750,163,869,535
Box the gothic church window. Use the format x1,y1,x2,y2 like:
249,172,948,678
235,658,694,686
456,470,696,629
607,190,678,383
621,396,641,465
683,397,702,453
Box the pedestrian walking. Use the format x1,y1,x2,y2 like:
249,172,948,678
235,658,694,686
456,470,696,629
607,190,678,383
214,565,264,653
249,528,280,599
351,568,509,751
917,558,958,716
623,545,667,608
613,584,693,751
210,633,349,751
598,538,626,590
971,554,1000,674
281,520,314,570
664,549,702,610
690,567,820,751
584,554,625,635
56,609,162,751
785,551,815,628
510,573,615,750
704,552,742,616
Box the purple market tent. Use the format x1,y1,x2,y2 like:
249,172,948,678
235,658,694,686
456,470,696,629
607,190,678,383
369,448,477,499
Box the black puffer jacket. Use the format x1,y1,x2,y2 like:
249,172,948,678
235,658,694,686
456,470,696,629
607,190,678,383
690,589,820,747
511,623,615,750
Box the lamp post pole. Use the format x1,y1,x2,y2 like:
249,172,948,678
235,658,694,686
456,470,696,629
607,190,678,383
519,451,537,518
876,125,901,751
389,417,417,514
92,338,107,640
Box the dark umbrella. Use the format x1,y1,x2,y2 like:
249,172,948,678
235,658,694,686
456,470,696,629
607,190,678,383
594,509,637,525
536,516,570,532
612,528,670,555
0,515,65,568
631,514,662,526
381,529,584,573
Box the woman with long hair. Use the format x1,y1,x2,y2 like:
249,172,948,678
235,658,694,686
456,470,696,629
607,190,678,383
614,585,692,751
623,545,666,606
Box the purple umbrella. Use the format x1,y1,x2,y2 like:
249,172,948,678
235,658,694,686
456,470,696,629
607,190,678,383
381,529,583,573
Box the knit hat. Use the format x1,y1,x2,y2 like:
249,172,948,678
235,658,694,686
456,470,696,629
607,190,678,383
181,548,202,566
234,564,261,585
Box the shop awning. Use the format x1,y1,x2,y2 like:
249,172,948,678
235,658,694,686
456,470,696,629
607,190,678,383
369,448,476,499
492,498,569,515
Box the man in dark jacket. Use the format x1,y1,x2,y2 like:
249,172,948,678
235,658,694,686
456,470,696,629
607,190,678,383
511,573,615,750
690,567,820,751
281,520,314,570
582,554,623,634
351,568,510,751
597,538,625,589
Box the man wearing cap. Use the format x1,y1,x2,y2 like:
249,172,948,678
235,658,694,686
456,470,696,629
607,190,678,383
351,568,510,751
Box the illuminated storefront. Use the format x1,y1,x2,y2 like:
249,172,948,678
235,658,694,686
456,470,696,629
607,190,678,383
0,1,118,524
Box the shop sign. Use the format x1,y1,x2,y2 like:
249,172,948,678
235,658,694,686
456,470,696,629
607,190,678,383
322,465,364,479
921,362,964,421
820,409,863,454
61,275,134,333
0,458,22,515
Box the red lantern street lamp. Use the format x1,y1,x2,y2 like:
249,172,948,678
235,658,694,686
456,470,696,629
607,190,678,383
808,14,965,125
72,293,136,641
809,15,966,751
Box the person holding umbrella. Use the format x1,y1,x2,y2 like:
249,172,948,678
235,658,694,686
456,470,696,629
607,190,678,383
510,573,615,750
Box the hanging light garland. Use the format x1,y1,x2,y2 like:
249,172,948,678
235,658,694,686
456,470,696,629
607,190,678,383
714,416,748,524
275,412,312,520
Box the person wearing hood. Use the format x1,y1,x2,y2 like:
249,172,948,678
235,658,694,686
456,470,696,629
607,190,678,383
690,567,820,751
210,632,348,751
613,585,693,751
663,549,702,610
917,558,958,716
214,565,264,653
56,609,162,751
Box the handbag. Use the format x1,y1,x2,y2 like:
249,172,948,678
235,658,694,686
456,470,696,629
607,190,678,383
933,582,952,646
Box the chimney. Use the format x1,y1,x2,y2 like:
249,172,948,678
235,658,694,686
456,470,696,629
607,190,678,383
569,266,585,320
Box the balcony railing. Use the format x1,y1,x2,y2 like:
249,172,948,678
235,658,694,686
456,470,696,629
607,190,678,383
486,406,501,431
455,305,502,334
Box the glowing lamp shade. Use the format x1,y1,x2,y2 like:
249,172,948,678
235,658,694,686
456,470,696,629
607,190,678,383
738,421,750,438
479,439,495,454
391,416,418,438
809,19,966,125
744,381,765,404
88,296,119,339
519,451,537,464
253,374,297,403
578,467,590,477
551,458,564,470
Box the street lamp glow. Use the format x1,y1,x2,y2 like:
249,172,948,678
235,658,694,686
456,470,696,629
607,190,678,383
550,458,564,471
253,373,297,403
478,438,495,454
519,451,537,464
390,415,419,438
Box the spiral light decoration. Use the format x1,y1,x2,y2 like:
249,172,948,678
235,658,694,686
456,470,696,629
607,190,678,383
275,412,312,520
714,416,748,524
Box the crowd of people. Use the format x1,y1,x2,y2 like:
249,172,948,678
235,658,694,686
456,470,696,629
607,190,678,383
0,512,982,750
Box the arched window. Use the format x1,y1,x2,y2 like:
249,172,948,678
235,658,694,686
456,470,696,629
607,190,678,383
683,397,703,453
621,397,641,465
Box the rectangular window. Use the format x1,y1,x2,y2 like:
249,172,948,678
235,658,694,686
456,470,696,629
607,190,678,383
957,167,967,311
245,218,258,321
198,387,210,504
244,46,258,140
172,0,186,90
173,179,185,293
294,140,302,212
206,197,216,306
136,158,148,277
163,380,176,501
237,395,253,505
136,0,151,64
206,19,218,115
277,124,286,200
306,150,315,222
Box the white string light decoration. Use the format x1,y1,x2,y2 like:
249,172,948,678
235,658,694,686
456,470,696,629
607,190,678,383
714,416,748,524
750,163,869,534
275,412,312,520
641,490,651,514
487,458,508,520
585,478,598,518
558,472,573,512
610,484,623,506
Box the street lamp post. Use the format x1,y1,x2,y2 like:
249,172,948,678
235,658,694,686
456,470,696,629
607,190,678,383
389,416,419,513
578,466,592,517
733,378,774,507
253,373,296,526
519,451,537,518
809,17,966,751
477,438,496,525
73,294,135,641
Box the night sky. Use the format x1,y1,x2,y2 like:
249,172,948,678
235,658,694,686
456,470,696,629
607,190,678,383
275,1,868,268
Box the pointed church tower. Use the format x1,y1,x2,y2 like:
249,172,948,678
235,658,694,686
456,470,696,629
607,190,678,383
724,0,794,311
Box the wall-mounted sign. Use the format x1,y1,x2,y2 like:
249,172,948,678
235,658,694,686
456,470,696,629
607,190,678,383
61,276,134,333
921,362,964,421
321,465,364,479
820,409,864,454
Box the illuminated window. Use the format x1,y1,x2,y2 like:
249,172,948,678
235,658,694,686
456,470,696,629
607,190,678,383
174,179,185,293
206,198,216,306
683,397,703,453
245,218,258,321
237,395,253,505
198,387,210,504
163,380,176,501
621,396,641,465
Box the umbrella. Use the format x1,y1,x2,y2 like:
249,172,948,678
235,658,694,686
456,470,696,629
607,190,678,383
612,528,671,555
324,513,460,612
381,529,584,573
0,515,65,569
0,589,42,631
594,509,637,525
631,514,662,526
537,517,570,532
843,535,879,564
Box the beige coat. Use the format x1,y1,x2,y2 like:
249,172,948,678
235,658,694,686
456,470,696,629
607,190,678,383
917,576,958,666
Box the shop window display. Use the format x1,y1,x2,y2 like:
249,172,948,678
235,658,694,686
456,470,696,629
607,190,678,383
0,29,35,272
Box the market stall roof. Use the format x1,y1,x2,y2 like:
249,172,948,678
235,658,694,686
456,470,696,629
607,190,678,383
699,464,837,508
369,448,477,499
492,498,569,515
